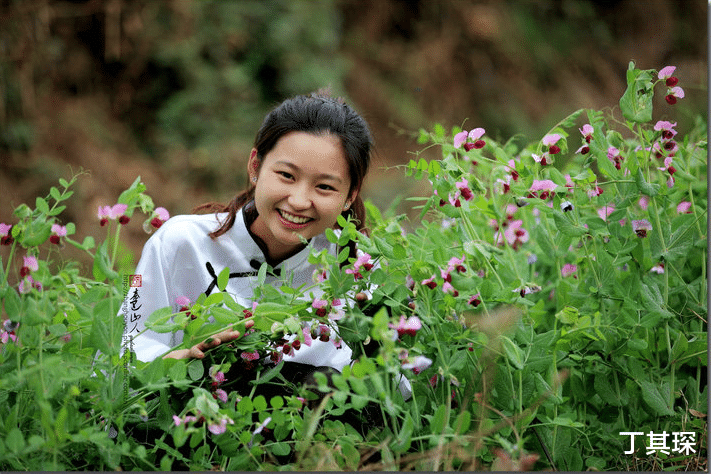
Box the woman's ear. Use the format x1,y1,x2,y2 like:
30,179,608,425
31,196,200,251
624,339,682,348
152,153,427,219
345,189,359,210
248,149,259,182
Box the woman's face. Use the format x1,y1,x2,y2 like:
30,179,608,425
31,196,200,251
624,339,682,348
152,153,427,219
249,131,356,261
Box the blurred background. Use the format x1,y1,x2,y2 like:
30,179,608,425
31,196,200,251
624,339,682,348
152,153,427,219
0,0,707,270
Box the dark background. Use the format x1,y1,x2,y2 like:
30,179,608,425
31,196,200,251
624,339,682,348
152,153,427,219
0,0,707,271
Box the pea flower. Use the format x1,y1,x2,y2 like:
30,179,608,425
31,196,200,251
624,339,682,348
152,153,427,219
561,263,578,278
345,252,373,280
659,66,685,104
528,180,557,200
150,207,170,229
20,255,39,277
632,219,653,238
677,201,692,214
454,127,486,151
240,351,260,361
401,354,433,374
654,120,678,140
49,224,67,244
213,389,228,403
208,416,234,435
421,275,437,289
98,204,129,226
312,298,329,317
579,124,594,142
658,66,679,86
597,205,615,222
0,223,13,245
607,146,624,170
448,255,466,273
650,263,665,274
468,293,481,307
19,275,42,293
455,177,474,201
542,133,563,154
1,320,18,344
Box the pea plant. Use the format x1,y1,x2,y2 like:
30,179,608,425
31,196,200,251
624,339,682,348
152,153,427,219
0,62,706,471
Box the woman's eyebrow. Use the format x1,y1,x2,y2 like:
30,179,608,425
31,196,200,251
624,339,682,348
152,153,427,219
274,161,344,184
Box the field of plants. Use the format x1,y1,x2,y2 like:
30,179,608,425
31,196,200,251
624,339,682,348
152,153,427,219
0,62,706,471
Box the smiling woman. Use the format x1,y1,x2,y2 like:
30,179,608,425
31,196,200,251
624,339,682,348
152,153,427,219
122,92,373,367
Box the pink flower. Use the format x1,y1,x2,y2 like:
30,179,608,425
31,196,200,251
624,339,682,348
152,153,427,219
500,219,529,250
312,298,329,317
175,295,191,307
650,263,665,274
528,180,557,200
579,124,594,142
597,205,615,221
638,196,649,210
468,293,481,307
454,128,486,151
632,219,653,238
442,281,459,296
455,178,474,201
23,255,39,273
0,223,13,245
561,263,578,278
49,224,67,244
587,183,604,198
654,121,678,140
421,275,437,289
150,207,170,229
448,255,466,273
676,201,692,214
345,252,373,280
214,389,228,403
19,275,42,294
532,153,551,166
240,351,260,361
665,86,684,105
542,133,562,154
208,417,234,435
98,204,128,226
658,65,677,83
388,314,422,337
301,326,313,347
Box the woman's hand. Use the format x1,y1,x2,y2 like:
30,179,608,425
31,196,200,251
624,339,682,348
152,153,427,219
163,320,254,360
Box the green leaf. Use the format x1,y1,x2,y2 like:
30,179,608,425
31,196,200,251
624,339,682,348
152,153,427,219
639,380,674,416
36,196,49,214
553,211,587,237
634,168,659,197
501,336,525,370
217,266,230,292
187,359,204,381
619,61,655,123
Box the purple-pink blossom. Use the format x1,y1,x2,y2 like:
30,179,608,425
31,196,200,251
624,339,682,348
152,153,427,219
579,124,594,142
98,203,128,226
454,128,486,151
208,417,234,435
542,134,563,154
632,219,653,238
676,201,692,214
213,389,228,403
561,263,578,278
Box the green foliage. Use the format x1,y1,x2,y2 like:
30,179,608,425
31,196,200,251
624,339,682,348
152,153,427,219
0,63,706,471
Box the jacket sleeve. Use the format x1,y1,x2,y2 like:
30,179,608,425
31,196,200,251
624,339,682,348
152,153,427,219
121,231,179,362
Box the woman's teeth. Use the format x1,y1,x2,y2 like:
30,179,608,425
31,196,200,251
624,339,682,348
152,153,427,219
279,210,311,224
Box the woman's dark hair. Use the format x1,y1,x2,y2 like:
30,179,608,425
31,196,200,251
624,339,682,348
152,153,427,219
193,92,373,239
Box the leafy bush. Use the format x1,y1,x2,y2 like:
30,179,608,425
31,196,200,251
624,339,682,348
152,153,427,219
0,62,706,471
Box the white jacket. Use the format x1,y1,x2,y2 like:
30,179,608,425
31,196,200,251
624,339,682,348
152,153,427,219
122,204,352,370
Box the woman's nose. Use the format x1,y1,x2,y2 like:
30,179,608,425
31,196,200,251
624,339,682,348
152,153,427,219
287,184,313,210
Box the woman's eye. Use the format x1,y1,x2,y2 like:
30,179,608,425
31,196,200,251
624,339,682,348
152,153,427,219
277,171,293,179
318,184,335,191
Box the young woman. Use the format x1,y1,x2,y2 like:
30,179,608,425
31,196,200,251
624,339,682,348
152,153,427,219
124,93,372,370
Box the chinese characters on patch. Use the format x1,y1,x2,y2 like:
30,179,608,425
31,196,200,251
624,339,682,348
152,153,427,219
620,431,697,456
121,274,142,360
